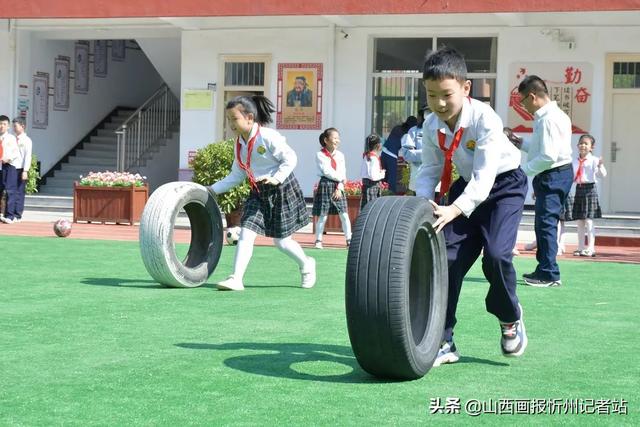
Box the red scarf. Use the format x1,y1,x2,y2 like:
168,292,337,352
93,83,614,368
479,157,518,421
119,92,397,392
0,135,4,160
321,147,336,170
363,151,383,169
437,127,465,204
574,156,587,183
236,126,261,192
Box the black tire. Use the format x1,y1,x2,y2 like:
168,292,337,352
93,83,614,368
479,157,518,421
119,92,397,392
345,196,448,380
139,182,223,288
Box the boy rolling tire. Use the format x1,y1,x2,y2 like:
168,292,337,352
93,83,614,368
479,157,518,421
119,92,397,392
345,196,448,380
140,182,223,288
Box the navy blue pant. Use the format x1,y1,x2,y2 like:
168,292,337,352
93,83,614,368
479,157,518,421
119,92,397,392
532,164,574,281
443,168,527,341
2,164,19,220
380,152,398,194
16,168,26,219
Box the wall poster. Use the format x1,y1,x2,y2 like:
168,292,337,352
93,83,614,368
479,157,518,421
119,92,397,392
276,63,323,130
74,41,90,94
94,40,108,77
112,40,126,61
54,56,70,111
32,73,49,129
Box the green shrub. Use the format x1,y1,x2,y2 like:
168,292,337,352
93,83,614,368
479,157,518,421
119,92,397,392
191,139,250,214
26,154,40,194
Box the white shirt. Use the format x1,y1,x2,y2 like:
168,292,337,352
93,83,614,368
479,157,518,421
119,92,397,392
572,153,606,184
316,148,346,190
212,123,297,194
16,133,33,171
360,153,385,181
520,100,573,176
0,132,20,169
416,97,521,217
400,123,426,191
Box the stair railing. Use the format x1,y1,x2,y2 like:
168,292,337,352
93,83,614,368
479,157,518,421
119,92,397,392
115,83,180,171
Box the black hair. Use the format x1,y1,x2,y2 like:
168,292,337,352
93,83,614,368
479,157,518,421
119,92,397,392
365,133,381,152
423,47,467,82
12,117,26,128
403,116,418,132
578,133,596,147
226,95,275,125
0,115,10,123
319,127,339,147
518,75,549,97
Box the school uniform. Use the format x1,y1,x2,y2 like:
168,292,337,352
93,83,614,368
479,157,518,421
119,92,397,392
15,133,33,219
381,125,404,193
0,132,20,220
416,97,526,341
400,123,425,192
520,101,573,282
212,123,308,238
565,153,606,221
360,151,385,209
312,148,347,216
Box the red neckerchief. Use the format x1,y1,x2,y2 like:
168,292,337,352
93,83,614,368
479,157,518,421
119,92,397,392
363,151,383,170
236,126,261,192
0,135,4,160
437,127,465,204
321,147,337,170
574,156,588,183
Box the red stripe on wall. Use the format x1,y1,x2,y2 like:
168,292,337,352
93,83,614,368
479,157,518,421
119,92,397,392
2,0,640,19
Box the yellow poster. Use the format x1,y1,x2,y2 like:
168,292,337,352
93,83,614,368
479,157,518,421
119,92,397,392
183,89,214,110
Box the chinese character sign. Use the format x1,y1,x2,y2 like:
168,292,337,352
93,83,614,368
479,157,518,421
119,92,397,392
276,63,323,130
508,63,592,134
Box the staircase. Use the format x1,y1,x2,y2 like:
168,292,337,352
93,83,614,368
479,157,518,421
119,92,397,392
38,108,135,197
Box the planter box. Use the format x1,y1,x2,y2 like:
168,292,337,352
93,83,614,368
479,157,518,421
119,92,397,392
313,195,360,234
73,183,149,225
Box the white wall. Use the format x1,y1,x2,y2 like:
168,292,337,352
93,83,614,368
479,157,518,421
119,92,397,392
16,31,164,173
137,37,181,97
0,22,13,116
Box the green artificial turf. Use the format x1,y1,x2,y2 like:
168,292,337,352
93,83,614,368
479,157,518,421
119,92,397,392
1,235,638,425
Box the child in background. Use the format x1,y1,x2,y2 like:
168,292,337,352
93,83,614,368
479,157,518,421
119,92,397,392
210,95,316,290
400,105,429,195
567,134,606,257
360,133,386,209
312,127,352,249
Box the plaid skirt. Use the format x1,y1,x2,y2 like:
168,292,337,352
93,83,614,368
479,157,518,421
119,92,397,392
565,182,601,221
241,174,309,238
360,178,382,209
312,177,347,216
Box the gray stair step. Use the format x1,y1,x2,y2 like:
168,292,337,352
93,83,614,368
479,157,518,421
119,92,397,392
103,122,121,130
51,170,84,180
25,194,73,209
56,164,107,173
97,129,118,137
38,187,74,197
75,148,117,159
68,156,117,166
90,136,117,144
81,143,117,152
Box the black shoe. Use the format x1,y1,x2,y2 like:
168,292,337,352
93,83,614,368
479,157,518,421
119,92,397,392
522,272,537,280
523,276,562,287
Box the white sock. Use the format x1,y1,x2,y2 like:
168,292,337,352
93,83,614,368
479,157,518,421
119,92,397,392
586,219,595,251
339,212,352,241
576,220,586,251
315,215,328,242
274,236,308,268
231,227,257,281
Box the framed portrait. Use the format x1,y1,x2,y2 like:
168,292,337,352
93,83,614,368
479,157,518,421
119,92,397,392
94,40,108,77
54,56,70,111
74,41,90,94
276,63,323,130
32,73,49,129
112,40,126,62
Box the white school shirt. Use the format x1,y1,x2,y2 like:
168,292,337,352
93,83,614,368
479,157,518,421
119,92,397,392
0,132,20,170
572,153,606,184
400,123,426,191
360,153,385,181
416,97,521,217
16,133,33,171
316,148,346,190
520,101,573,176
212,123,297,194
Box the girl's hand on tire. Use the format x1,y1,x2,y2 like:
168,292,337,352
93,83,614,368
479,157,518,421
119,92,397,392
428,200,462,233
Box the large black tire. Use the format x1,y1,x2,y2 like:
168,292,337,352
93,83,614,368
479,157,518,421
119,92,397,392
345,196,448,380
139,182,223,288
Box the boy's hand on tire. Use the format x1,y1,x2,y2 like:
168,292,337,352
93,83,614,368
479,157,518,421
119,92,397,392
428,200,462,233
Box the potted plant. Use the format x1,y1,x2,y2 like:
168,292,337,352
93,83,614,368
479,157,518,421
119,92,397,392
73,171,148,225
190,139,250,226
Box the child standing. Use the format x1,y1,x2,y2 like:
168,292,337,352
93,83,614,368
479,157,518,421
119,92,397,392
312,127,352,249
210,95,315,291
417,47,528,366
568,134,606,257
13,117,33,222
360,134,386,209
0,115,20,223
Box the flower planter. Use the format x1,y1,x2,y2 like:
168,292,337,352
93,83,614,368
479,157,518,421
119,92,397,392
73,183,149,225
313,195,361,234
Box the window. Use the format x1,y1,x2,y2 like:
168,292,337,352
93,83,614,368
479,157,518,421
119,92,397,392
224,62,265,86
613,62,640,88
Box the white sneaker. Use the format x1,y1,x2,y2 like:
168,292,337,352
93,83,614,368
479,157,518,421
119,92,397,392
216,275,245,291
433,340,460,367
314,240,323,249
0,216,15,224
301,257,316,289
524,241,537,251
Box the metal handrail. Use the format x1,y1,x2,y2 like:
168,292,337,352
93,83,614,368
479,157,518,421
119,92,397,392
115,83,180,171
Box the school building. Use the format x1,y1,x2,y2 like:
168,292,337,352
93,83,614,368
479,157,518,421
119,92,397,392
1,0,639,213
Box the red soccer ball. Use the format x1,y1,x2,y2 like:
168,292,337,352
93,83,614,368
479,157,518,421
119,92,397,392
53,219,72,238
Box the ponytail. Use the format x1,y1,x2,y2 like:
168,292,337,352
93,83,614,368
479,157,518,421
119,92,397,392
226,95,275,125
365,133,381,152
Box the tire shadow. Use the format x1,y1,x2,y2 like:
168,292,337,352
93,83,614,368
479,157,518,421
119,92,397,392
175,342,403,384
81,277,215,289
